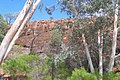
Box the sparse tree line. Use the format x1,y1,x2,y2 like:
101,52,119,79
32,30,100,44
48,0,120,75
0,0,120,80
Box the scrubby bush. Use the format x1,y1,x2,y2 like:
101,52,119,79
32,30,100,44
67,67,97,80
41,59,71,80
103,72,120,80
66,66,120,80
2,54,39,80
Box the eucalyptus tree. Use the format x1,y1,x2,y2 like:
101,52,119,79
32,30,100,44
4,0,42,60
47,0,119,75
0,0,42,63
108,0,119,72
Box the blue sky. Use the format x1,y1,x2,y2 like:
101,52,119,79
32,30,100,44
0,0,69,20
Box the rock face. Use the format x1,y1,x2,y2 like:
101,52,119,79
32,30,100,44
16,18,74,53
15,18,120,54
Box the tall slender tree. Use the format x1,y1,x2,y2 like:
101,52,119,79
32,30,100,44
56,0,118,74
0,0,34,63
82,34,95,73
98,29,103,76
3,0,42,60
108,0,119,72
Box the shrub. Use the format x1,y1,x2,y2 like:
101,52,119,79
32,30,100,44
67,67,97,80
55,60,71,80
103,72,120,80
41,59,70,80
2,54,39,79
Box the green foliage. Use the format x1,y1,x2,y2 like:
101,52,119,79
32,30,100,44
94,17,113,31
35,57,52,80
55,60,71,80
67,67,97,80
0,14,7,42
103,72,120,80
57,0,113,17
41,58,70,80
50,28,63,55
2,54,39,78
51,28,63,45
0,14,7,28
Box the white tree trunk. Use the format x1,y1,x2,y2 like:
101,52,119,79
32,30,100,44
3,0,42,60
0,0,34,63
98,29,103,76
108,2,118,72
82,34,95,73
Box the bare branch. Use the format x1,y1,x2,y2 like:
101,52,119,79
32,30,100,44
115,53,120,58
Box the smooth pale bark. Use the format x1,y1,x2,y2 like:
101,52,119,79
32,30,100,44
108,3,118,72
82,34,95,73
115,54,120,58
98,29,103,76
0,0,34,63
3,0,42,60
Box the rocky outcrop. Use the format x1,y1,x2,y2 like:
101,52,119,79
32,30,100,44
16,18,74,53
15,18,120,54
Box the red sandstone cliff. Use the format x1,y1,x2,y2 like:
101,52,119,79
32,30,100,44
15,18,120,54
16,18,74,53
